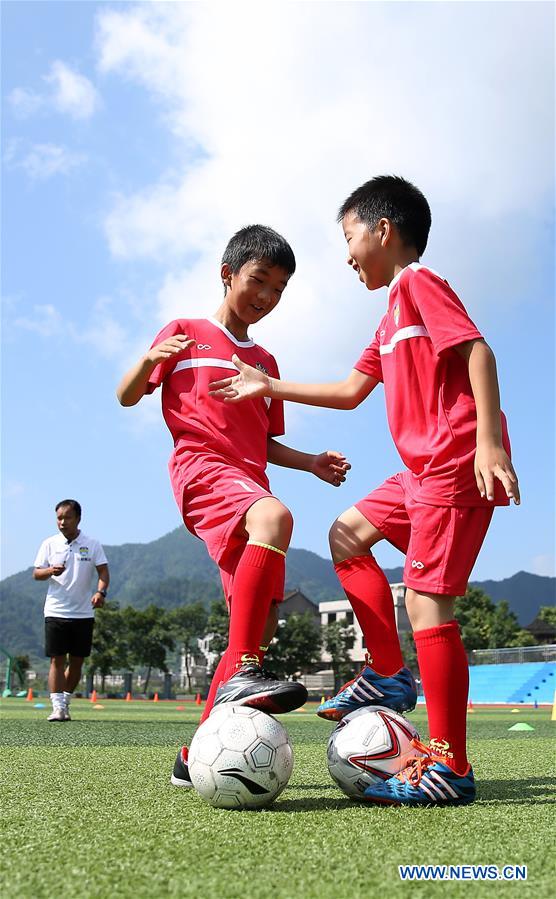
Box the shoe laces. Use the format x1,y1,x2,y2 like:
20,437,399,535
395,738,446,785
238,662,278,681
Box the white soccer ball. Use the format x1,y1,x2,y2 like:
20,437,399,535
327,705,422,799
188,705,294,809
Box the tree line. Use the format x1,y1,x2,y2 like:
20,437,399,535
86,588,547,693
87,599,354,693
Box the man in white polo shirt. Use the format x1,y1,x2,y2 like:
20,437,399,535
33,499,110,721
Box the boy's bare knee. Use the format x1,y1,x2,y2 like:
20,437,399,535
329,508,380,563
245,498,293,550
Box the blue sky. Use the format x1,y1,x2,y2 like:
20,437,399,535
2,1,554,583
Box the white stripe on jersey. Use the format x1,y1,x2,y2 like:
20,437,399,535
173,358,239,374
379,325,430,355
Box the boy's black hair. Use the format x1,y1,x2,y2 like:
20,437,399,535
338,175,431,257
222,224,296,277
55,499,82,519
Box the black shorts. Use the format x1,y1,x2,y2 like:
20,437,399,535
45,617,95,658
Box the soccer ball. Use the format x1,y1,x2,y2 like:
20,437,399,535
188,705,294,809
327,705,421,798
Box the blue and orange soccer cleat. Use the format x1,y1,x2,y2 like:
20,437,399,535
316,655,417,721
362,739,476,806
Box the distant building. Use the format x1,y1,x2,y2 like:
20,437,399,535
525,616,556,645
319,583,410,665
279,589,320,625
181,582,410,690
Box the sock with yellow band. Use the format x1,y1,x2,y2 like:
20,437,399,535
223,542,285,682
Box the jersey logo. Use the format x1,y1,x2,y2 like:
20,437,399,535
197,344,211,350
256,362,269,375
393,303,400,326
411,559,425,569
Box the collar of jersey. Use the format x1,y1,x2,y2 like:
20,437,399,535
387,262,423,299
208,317,255,348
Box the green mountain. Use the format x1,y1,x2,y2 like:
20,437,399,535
1,526,552,658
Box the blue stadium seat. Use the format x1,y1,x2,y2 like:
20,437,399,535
468,662,555,703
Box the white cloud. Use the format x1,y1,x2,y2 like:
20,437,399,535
8,87,43,118
95,2,554,379
14,304,64,336
3,480,26,498
45,60,100,120
8,61,100,122
15,143,86,181
12,296,131,362
69,296,129,360
532,554,555,578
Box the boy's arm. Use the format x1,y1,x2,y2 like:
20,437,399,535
267,438,350,487
116,334,194,406
210,356,378,410
455,339,520,504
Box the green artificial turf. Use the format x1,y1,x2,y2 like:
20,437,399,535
0,699,554,899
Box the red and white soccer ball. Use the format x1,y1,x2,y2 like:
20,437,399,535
189,705,294,810
327,705,422,798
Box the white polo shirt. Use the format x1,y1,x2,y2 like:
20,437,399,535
34,531,108,619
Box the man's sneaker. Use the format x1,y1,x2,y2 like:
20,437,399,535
362,739,476,807
317,655,416,721
171,746,193,788
47,706,69,722
214,663,308,714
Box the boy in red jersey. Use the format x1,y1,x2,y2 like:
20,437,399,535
209,178,520,807
117,224,350,787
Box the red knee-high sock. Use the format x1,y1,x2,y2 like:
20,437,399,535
257,643,270,666
200,651,229,724
334,554,404,676
223,542,285,681
413,620,469,774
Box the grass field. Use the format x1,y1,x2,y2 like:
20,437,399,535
1,698,554,899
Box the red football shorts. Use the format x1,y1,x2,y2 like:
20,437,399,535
356,472,494,596
170,451,285,608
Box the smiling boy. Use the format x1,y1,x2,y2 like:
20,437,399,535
117,224,349,786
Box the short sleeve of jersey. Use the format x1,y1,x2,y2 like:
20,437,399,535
409,268,483,355
145,320,192,394
267,358,285,437
91,540,108,566
34,539,50,568
354,324,384,382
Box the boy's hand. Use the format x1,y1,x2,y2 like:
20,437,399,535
146,334,195,364
209,354,270,401
311,451,351,487
475,443,520,504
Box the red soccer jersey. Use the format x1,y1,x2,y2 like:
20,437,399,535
146,317,284,485
354,263,511,507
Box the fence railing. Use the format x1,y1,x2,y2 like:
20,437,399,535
469,644,556,665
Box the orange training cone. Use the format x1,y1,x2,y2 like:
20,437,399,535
125,692,132,702
195,693,202,705
26,688,33,701
90,689,97,703
153,692,159,702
